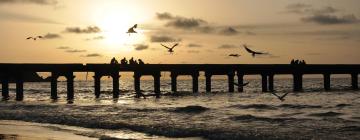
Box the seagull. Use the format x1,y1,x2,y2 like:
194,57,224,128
161,43,178,54
234,82,249,87
26,36,43,41
243,44,268,57
271,92,289,101
126,24,138,35
229,54,241,57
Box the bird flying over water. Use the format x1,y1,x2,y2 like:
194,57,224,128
126,24,138,35
234,82,249,87
26,36,43,41
161,43,179,54
271,92,289,102
229,54,241,57
243,44,268,57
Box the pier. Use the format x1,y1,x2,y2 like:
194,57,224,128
0,64,359,100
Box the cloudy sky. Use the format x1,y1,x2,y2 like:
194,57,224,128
0,0,359,64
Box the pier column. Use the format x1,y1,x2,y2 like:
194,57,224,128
50,73,58,100
66,74,75,100
134,74,141,93
293,73,303,92
1,77,9,100
16,74,24,101
170,74,177,92
268,74,274,92
192,73,199,93
205,73,212,92
324,73,331,91
261,74,268,92
351,73,358,90
112,74,120,98
237,73,244,92
153,73,161,98
93,73,101,98
228,73,235,92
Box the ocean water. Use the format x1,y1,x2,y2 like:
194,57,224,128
0,77,359,140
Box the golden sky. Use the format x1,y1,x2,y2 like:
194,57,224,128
0,0,359,64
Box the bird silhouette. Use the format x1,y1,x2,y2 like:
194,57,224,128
243,44,268,57
161,43,178,54
271,92,289,101
26,36,43,41
126,24,138,36
229,54,241,57
234,82,249,87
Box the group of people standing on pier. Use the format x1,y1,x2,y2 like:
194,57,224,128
290,59,306,65
110,57,145,65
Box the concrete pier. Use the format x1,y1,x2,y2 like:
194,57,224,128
50,74,58,100
228,73,235,92
237,73,244,92
112,74,120,98
293,74,303,92
268,74,274,92
261,74,268,92
351,73,358,90
66,74,75,100
170,74,177,92
205,73,212,92
192,74,199,93
324,73,331,91
1,77,9,100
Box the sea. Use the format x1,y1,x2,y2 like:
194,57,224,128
0,77,359,140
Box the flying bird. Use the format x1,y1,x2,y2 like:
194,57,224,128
126,24,138,35
229,54,241,57
26,36,43,41
271,92,289,102
161,43,179,54
243,44,268,57
234,82,249,87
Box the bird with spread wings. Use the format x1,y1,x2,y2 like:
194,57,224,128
126,24,138,36
26,36,43,41
243,44,268,57
161,43,179,54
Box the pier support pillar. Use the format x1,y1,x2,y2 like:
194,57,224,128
237,73,244,92
50,73,58,100
112,74,120,98
351,73,358,90
134,74,141,93
261,74,268,92
293,74,303,92
192,73,199,93
205,74,212,92
16,75,24,101
66,74,75,100
1,77,9,100
153,74,161,98
170,74,177,92
228,73,235,92
324,73,331,91
93,73,101,98
268,74,274,92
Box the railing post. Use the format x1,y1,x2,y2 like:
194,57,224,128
1,76,9,100
112,73,120,98
66,73,75,100
237,72,244,92
153,73,161,98
324,73,331,91
268,74,274,92
51,73,58,100
192,73,199,93
134,73,141,93
228,73,235,92
16,74,24,101
205,73,212,92
170,73,177,92
261,74,268,92
93,72,101,98
351,73,358,90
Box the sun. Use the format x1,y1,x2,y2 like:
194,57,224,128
93,6,148,52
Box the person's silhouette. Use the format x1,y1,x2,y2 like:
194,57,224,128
110,57,118,64
138,59,144,64
129,57,135,65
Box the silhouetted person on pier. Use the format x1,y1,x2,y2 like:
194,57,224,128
291,59,295,65
294,60,299,65
134,60,138,65
110,57,118,64
138,59,144,64
121,57,128,65
301,60,306,65
129,57,135,65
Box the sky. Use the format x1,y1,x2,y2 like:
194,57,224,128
0,0,359,64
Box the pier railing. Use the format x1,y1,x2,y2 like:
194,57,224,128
0,64,359,100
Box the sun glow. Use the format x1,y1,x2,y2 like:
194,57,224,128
93,6,148,52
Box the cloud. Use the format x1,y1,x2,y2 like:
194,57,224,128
150,35,181,42
301,14,358,25
56,46,69,49
218,44,239,49
156,12,173,20
65,49,86,53
219,27,239,35
42,33,61,39
156,12,208,31
134,44,149,51
285,3,337,15
83,53,102,57
0,10,61,24
65,26,101,34
0,0,58,5
187,43,202,48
